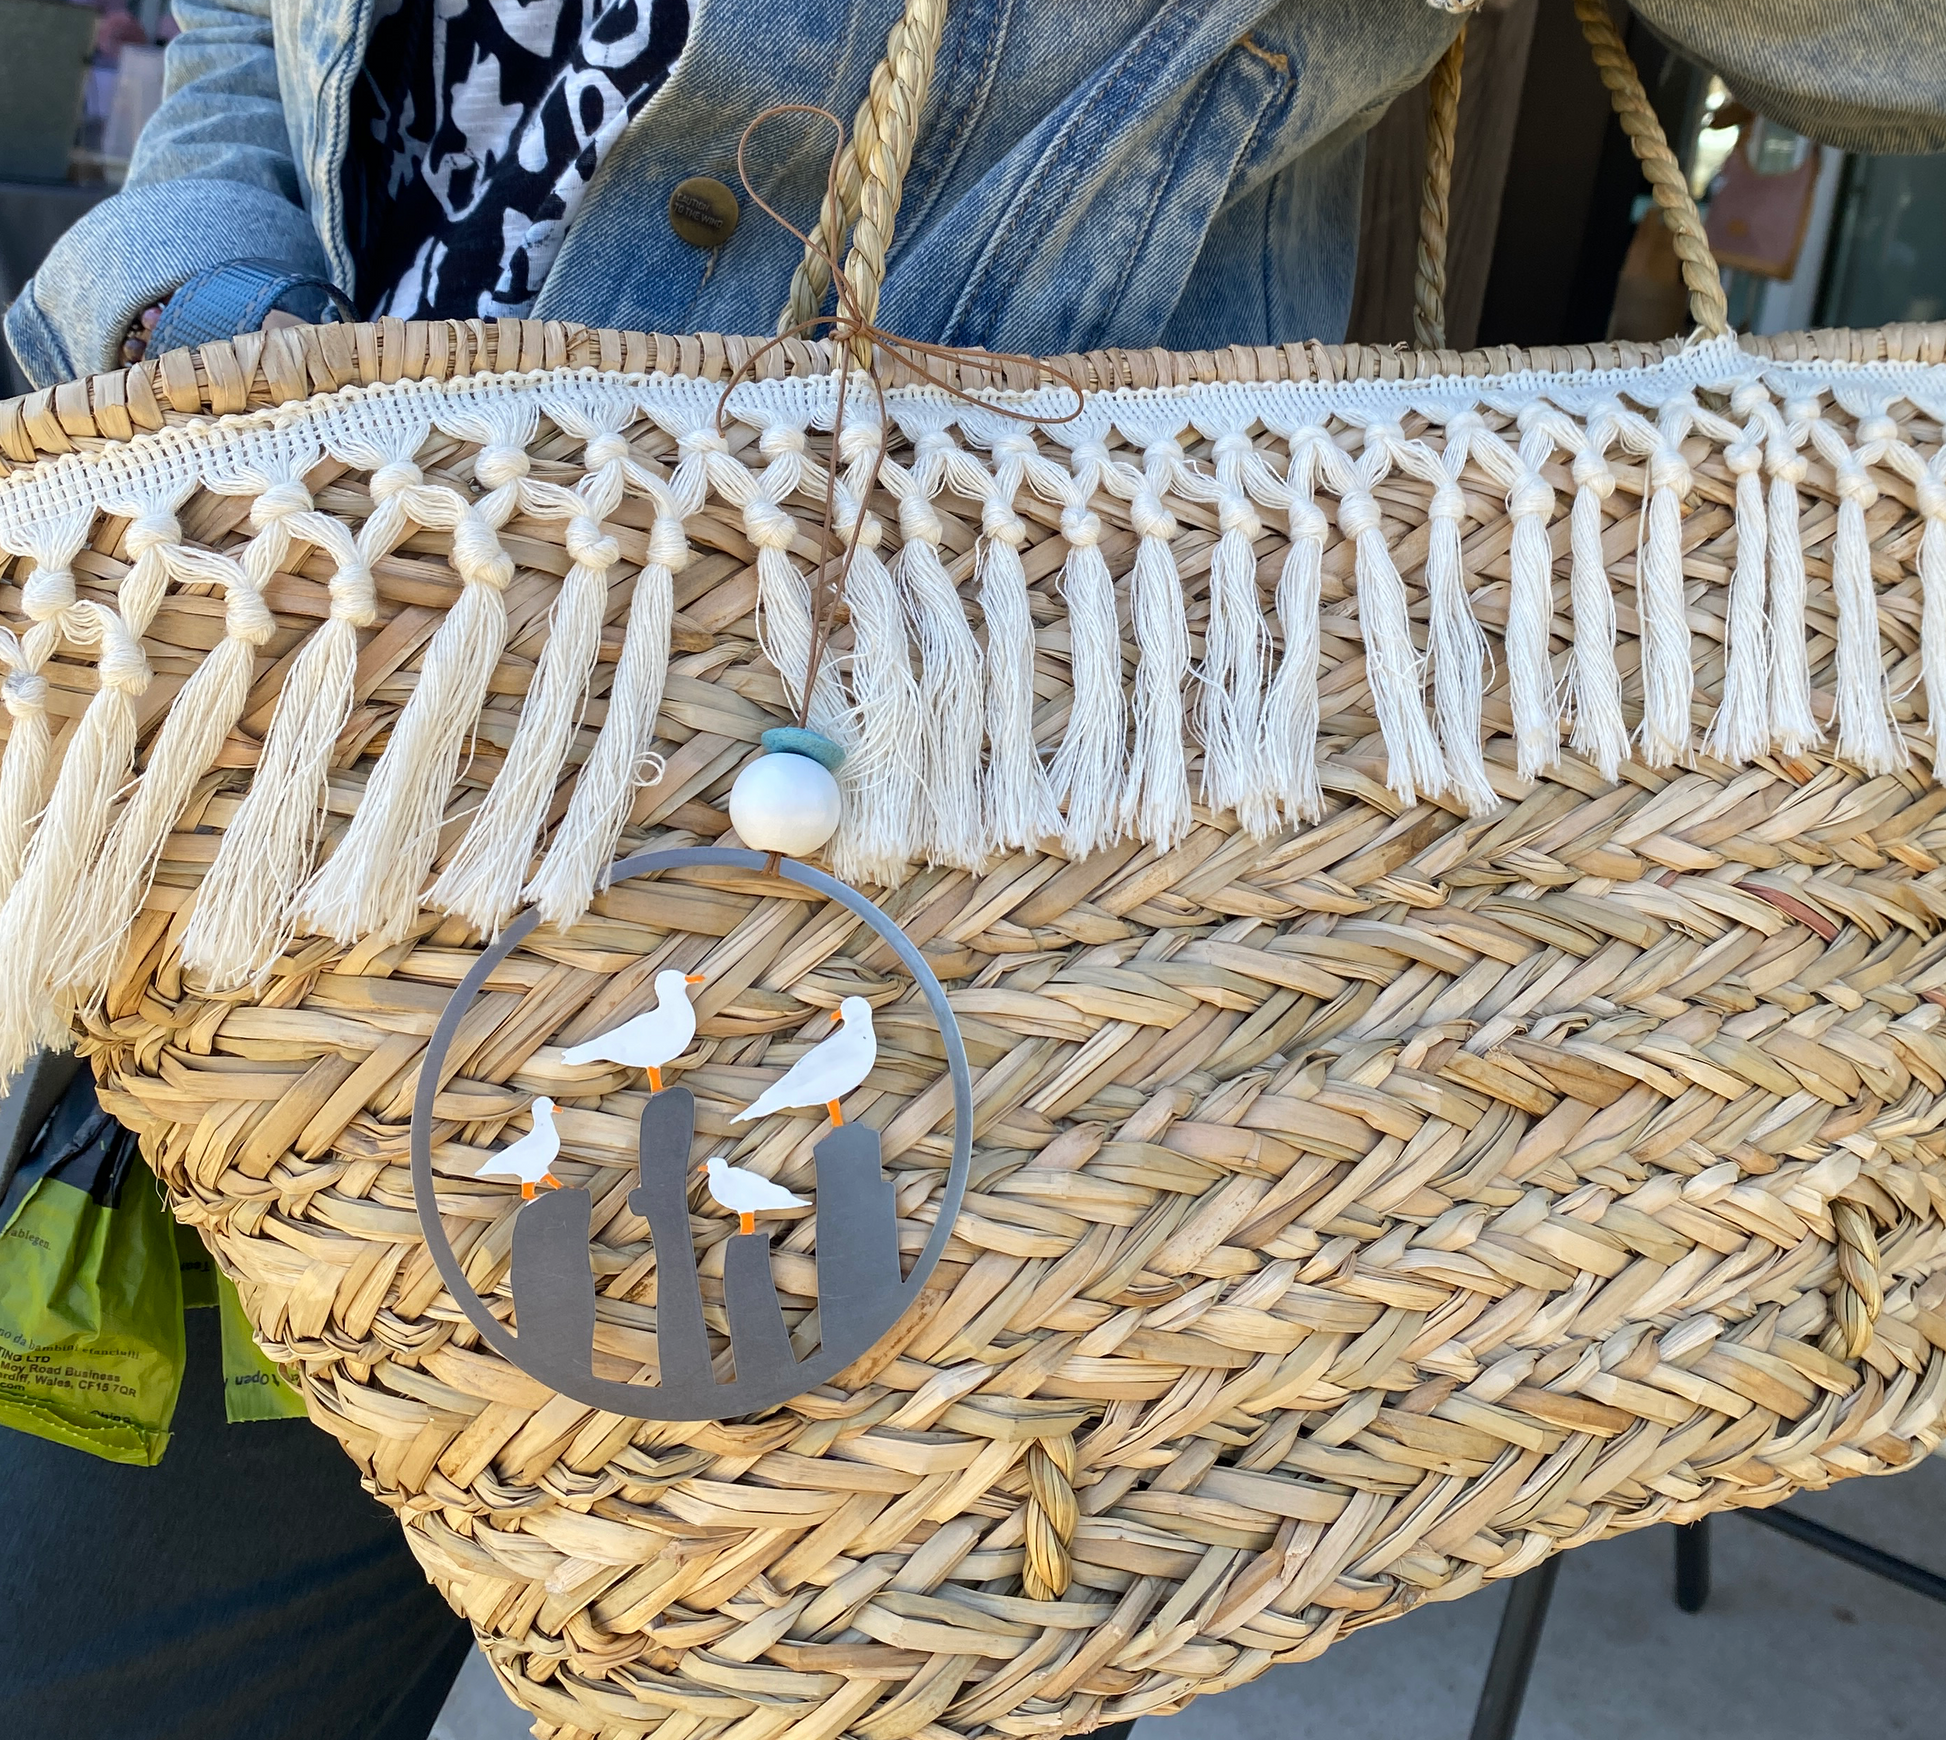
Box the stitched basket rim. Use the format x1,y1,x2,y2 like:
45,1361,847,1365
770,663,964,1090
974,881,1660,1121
7,317,1944,473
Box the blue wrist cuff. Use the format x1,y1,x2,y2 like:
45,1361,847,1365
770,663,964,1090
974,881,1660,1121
148,259,358,355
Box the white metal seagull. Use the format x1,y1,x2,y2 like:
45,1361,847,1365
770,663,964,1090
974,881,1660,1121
561,971,707,1092
477,1096,563,1200
731,995,878,1128
703,1155,810,1235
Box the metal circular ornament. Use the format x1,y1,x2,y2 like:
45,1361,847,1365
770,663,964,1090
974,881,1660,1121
410,847,974,1421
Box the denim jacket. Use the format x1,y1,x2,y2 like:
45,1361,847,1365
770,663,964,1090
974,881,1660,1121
8,0,1944,387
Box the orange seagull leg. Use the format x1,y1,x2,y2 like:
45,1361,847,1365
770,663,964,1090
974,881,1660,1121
521,1182,536,1200
739,1211,755,1235
827,1099,844,1126
648,1065,663,1094
543,1173,562,1191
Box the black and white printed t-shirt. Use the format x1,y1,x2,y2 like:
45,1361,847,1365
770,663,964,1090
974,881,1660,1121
344,0,689,321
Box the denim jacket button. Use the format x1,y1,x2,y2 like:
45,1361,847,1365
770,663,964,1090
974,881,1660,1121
668,177,741,249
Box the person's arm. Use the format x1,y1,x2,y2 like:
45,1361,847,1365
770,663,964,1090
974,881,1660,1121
1634,0,1946,155
4,0,333,387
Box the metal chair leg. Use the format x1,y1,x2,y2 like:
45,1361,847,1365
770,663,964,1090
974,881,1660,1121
1675,1516,1711,1613
1742,1507,1946,1605
1468,1555,1562,1740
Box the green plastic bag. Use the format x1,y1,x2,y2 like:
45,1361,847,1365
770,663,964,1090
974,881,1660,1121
177,1215,219,1311
177,1208,304,1420
216,1270,306,1423
0,1094,184,1466
179,1212,306,1421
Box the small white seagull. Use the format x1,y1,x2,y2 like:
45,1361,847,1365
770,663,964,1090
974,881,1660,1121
703,1155,810,1236
476,1096,563,1200
731,995,879,1128
561,970,707,1092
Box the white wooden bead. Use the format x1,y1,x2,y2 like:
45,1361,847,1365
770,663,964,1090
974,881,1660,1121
729,752,842,855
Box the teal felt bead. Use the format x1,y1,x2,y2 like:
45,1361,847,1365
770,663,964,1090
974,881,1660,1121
759,726,846,771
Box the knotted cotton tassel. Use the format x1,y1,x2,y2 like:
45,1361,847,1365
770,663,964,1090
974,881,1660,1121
298,444,529,944
1765,424,1820,756
895,490,987,870
0,499,191,1069
1911,466,1946,739
1201,439,1274,834
1424,480,1498,815
1566,441,1627,780
1635,441,1695,766
1047,497,1127,858
975,470,1061,850
1259,474,1326,827
747,500,852,732
58,538,279,1002
185,462,427,984
526,509,682,931
0,615,153,1067
0,632,50,898
827,505,923,886
1702,428,1771,763
1123,485,1192,849
1503,466,1561,781
1337,485,1445,805
1815,419,1906,773
0,508,90,899
738,420,852,750
433,439,629,933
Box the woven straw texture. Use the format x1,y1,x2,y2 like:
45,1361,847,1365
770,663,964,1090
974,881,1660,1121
6,319,1946,1740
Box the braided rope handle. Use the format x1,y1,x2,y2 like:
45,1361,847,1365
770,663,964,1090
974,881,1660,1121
778,0,948,337
1413,24,1468,349
1414,2,1730,343
1571,0,1728,337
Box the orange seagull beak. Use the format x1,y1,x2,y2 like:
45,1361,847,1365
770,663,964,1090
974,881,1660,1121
685,974,707,985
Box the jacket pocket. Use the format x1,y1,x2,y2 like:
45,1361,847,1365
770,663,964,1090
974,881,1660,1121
882,3,1294,355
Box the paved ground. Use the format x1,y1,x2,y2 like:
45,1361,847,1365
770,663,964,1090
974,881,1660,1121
433,1454,1946,1740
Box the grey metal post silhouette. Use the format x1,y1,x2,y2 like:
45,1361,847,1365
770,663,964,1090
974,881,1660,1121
509,1187,598,1387
629,1087,714,1395
813,1122,902,1348
723,1231,797,1386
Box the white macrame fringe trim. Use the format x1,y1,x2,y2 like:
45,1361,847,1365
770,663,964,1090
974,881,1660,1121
0,337,1937,1079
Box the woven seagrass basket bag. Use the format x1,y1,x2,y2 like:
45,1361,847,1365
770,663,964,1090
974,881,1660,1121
5,3,1946,1735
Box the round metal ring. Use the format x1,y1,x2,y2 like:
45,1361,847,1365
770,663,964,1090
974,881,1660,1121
410,847,974,1419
